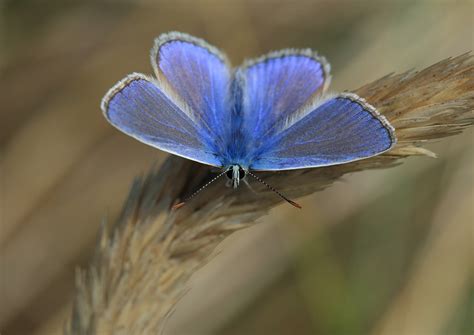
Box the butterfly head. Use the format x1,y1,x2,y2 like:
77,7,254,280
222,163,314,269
225,165,247,189
172,164,301,210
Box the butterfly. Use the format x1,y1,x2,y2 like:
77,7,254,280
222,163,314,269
101,32,396,209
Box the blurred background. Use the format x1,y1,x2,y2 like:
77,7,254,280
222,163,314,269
1,0,472,334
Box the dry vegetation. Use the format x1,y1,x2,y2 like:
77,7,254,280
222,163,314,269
65,52,474,335
1,1,472,335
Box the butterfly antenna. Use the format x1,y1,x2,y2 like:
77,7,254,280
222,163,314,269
172,170,227,210
246,171,302,209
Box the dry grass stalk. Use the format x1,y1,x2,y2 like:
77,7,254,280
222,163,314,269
65,54,473,335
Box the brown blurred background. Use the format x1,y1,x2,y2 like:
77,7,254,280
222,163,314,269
1,0,473,334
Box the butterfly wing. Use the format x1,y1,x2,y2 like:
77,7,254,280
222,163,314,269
236,50,331,142
250,93,396,170
101,73,222,166
151,32,232,147
103,32,233,167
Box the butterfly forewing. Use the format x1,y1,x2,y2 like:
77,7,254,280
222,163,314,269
249,94,396,170
101,73,222,167
102,33,396,175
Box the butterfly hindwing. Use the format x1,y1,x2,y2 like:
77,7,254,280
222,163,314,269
102,33,396,173
250,94,396,170
101,73,222,167
236,50,331,143
151,32,232,146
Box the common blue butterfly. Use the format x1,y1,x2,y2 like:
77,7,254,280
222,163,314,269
101,32,396,208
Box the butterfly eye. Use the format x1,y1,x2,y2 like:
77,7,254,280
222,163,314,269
225,169,234,180
239,167,246,180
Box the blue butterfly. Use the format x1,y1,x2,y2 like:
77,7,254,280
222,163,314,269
101,32,396,208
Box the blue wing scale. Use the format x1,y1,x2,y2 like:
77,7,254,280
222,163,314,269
249,93,396,170
151,32,231,147
101,73,222,167
235,50,331,145
102,33,396,173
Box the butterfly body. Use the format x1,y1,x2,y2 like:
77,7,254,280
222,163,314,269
101,32,396,206
225,165,247,189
